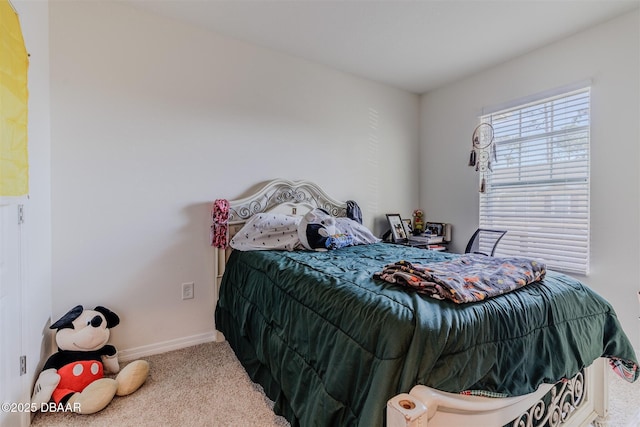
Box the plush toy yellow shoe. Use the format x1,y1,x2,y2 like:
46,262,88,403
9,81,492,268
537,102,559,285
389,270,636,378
115,359,150,396
67,378,118,414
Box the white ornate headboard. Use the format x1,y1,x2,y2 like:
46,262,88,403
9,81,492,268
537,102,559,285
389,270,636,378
213,179,348,294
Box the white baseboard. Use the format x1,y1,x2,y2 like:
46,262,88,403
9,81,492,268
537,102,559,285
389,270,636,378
118,331,224,362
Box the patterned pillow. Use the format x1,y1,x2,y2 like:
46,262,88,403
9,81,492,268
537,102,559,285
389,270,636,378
230,213,301,251
230,211,381,252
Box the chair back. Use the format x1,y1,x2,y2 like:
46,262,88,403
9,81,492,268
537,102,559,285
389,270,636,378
465,229,507,256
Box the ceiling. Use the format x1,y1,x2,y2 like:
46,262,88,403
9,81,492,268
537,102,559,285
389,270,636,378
125,0,639,94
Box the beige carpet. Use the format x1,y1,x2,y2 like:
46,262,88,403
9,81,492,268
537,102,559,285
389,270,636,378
31,342,639,426
31,342,288,427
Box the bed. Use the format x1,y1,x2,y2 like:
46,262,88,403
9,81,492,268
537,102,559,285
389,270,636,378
212,179,638,427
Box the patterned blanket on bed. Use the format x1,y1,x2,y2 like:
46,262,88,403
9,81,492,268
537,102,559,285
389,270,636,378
374,254,546,303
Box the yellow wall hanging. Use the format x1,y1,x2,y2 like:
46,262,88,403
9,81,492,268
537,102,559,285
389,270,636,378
0,0,29,197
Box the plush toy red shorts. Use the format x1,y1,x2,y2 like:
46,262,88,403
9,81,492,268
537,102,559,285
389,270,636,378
51,360,104,404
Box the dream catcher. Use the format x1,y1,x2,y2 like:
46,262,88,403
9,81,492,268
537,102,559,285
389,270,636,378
468,123,496,193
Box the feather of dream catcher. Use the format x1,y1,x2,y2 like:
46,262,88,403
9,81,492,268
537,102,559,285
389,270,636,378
468,123,496,193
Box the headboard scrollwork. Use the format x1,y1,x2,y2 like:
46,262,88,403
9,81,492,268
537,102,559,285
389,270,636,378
227,179,347,224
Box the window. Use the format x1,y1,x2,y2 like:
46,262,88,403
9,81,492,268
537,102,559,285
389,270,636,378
479,87,590,275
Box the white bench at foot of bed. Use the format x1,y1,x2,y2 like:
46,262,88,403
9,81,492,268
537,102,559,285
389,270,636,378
388,358,608,427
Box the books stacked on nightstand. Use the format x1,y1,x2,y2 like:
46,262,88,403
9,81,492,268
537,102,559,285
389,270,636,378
407,233,443,244
407,233,447,251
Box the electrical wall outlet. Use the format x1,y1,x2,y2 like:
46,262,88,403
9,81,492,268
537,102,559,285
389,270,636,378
182,282,194,300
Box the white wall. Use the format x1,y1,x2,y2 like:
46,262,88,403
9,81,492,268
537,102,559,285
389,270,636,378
420,10,640,349
49,1,419,353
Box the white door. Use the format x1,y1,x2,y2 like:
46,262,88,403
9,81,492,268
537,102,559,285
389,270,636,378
0,203,28,427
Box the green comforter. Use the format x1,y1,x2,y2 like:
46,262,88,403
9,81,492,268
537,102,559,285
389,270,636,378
215,243,638,427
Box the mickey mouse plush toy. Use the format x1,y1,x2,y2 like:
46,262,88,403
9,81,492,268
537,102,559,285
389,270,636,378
31,305,149,414
297,208,354,251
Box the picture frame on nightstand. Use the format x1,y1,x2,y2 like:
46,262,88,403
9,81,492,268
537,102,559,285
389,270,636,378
425,222,452,242
386,213,408,243
402,218,413,235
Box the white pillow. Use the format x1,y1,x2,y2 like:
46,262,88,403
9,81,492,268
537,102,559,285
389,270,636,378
230,213,302,251
335,218,381,245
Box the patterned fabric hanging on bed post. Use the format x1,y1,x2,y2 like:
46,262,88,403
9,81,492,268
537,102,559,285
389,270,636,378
346,200,363,224
211,199,230,248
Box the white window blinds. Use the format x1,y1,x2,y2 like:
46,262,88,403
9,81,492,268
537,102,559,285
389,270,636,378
479,87,590,275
